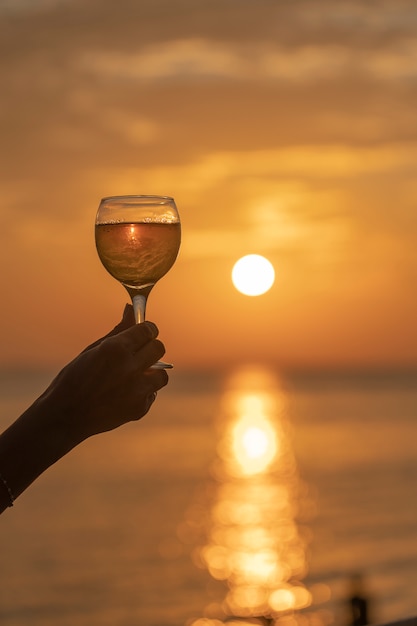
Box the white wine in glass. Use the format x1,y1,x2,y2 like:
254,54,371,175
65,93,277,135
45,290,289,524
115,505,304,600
95,195,181,369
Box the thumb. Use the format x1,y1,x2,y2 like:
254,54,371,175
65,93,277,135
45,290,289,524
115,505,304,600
109,303,135,334
81,304,135,353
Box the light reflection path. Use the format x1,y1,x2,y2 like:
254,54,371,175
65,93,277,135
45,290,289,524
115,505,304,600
183,366,322,626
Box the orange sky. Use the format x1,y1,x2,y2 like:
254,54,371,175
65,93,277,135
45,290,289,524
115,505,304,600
1,0,417,370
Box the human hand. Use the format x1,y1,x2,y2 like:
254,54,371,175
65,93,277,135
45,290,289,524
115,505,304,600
81,303,136,352
38,306,168,442
0,306,169,510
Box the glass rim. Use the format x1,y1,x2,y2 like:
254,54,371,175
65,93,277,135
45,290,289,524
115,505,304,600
100,195,175,204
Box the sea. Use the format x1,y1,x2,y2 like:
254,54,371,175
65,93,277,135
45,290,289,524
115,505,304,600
0,365,417,626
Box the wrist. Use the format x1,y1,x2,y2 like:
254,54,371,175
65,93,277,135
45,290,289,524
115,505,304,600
0,391,85,506
32,385,88,453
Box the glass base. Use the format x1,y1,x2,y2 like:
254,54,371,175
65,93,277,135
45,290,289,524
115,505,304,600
150,361,173,370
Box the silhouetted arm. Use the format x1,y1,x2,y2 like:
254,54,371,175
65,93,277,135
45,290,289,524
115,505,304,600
0,306,168,513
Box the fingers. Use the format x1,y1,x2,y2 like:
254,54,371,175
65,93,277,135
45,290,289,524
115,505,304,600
110,304,135,333
101,319,159,357
126,321,160,352
135,368,169,419
81,304,135,353
144,391,157,413
49,314,171,438
144,365,169,391
101,304,136,340
136,338,166,370
99,320,167,378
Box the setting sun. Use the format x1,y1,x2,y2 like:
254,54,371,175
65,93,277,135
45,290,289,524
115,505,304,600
232,254,275,296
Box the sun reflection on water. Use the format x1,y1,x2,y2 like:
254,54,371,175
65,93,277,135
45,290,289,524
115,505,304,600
184,366,328,626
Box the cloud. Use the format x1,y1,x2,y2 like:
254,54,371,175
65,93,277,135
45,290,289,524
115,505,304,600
94,143,416,265
79,38,417,83
183,215,350,267
294,0,417,33
2,1,417,183
178,144,417,181
0,0,70,14
80,39,245,81
85,110,160,145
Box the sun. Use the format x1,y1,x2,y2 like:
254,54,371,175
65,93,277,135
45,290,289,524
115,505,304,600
232,254,275,296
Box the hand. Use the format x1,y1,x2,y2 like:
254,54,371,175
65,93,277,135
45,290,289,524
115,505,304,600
38,305,169,442
0,306,169,511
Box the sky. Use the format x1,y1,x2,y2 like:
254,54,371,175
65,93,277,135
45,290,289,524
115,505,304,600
1,0,417,371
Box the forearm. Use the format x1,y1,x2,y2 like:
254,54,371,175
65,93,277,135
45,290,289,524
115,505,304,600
0,317,168,514
0,394,83,513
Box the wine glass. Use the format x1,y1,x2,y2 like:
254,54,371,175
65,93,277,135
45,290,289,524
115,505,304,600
95,195,181,369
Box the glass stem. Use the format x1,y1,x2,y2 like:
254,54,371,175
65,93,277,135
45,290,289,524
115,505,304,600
132,294,147,324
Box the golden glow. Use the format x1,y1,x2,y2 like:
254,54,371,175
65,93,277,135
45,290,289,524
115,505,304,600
183,366,317,623
128,224,137,242
230,398,278,475
232,254,275,296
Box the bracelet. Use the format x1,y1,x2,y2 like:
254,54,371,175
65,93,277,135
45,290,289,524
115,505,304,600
0,472,14,507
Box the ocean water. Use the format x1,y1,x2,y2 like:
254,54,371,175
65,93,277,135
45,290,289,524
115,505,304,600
0,366,417,626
